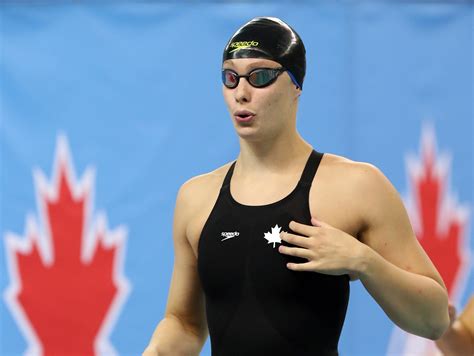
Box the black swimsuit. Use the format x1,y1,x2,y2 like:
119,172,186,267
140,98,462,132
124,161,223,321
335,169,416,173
197,150,349,355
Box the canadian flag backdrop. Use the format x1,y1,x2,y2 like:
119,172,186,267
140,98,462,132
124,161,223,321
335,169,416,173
4,135,130,355
387,125,471,355
1,2,472,356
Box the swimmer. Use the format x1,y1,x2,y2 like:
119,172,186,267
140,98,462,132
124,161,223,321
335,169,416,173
143,17,449,356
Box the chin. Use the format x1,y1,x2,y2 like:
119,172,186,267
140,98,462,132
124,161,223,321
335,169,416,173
235,130,266,143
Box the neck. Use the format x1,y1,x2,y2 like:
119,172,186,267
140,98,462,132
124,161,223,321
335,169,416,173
236,128,312,176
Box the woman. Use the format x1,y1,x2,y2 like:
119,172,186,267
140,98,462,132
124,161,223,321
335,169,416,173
144,17,449,356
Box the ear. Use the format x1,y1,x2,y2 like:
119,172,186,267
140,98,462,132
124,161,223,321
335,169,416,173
293,86,302,101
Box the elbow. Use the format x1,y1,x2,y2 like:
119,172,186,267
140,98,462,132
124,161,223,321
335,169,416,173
424,286,450,340
426,325,448,341
424,306,450,340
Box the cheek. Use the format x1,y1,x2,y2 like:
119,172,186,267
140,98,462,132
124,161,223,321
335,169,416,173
263,90,285,113
222,88,233,108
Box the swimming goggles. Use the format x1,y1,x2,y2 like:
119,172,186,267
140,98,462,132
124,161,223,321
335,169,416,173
222,67,293,89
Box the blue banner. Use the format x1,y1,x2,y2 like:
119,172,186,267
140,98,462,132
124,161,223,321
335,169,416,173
1,2,472,355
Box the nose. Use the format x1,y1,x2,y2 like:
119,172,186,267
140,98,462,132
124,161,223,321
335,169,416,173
233,78,252,104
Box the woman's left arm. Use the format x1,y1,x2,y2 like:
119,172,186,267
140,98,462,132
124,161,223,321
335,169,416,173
352,163,449,339
280,162,449,339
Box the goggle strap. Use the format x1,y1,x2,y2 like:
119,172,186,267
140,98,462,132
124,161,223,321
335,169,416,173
286,70,301,90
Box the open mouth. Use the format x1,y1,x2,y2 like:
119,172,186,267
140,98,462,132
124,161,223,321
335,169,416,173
234,111,255,122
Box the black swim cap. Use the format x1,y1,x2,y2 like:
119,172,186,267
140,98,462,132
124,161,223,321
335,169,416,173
223,17,306,89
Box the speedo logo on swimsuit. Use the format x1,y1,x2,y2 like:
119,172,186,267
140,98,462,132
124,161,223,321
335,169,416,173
221,231,240,241
228,41,259,53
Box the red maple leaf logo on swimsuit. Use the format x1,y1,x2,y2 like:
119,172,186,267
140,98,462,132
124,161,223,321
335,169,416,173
4,135,131,355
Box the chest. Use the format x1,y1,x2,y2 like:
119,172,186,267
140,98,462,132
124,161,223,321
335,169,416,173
186,178,361,259
195,189,351,326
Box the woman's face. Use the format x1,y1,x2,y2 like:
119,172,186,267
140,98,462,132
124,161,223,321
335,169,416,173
222,58,300,142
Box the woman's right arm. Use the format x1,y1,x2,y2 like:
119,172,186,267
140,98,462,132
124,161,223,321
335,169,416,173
143,181,208,356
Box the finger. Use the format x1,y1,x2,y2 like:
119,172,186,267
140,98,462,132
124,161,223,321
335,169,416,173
448,304,457,323
278,245,312,260
280,232,312,248
288,220,318,237
286,261,314,271
311,217,331,228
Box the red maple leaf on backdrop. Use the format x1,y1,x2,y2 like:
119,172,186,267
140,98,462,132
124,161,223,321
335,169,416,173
405,125,470,298
387,124,471,356
4,135,130,355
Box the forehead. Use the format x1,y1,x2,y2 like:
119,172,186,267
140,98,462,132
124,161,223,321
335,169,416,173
222,58,281,71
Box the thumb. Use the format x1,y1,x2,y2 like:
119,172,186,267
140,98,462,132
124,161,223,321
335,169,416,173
447,304,457,325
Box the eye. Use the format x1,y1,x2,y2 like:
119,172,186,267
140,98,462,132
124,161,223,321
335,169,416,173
255,70,272,82
226,71,237,84
249,69,274,86
223,70,238,87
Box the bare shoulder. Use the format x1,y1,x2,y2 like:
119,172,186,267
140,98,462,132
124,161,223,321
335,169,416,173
320,153,412,246
320,153,396,203
313,153,399,234
177,161,235,255
320,153,386,184
178,162,233,209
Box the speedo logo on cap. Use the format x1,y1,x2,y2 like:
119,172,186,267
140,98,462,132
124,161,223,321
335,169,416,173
229,40,259,53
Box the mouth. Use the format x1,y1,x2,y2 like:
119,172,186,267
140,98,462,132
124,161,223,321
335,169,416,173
234,110,256,123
